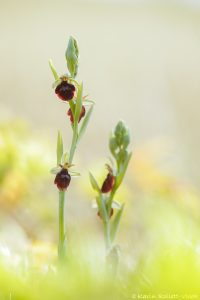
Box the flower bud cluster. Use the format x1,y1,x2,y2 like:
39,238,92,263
109,120,130,165
53,37,86,125
90,121,131,225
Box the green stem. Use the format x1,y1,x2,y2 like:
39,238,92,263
107,188,116,214
69,98,79,164
107,167,120,213
58,190,66,261
58,97,78,262
103,220,111,252
69,127,78,164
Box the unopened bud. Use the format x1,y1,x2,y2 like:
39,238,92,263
65,36,79,78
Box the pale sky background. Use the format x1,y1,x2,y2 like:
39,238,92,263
1,0,200,186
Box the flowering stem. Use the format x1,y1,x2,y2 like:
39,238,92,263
69,126,78,164
103,220,111,252
69,82,82,164
107,186,117,215
51,38,94,265
58,190,66,261
57,84,81,261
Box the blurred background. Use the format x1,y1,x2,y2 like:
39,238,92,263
1,0,200,183
1,0,200,278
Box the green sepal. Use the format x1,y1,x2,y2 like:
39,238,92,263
70,171,81,177
52,79,62,89
50,166,62,174
83,99,96,105
112,200,122,210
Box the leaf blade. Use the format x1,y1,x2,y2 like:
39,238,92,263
78,105,94,143
49,59,59,81
110,203,125,243
115,152,132,189
57,131,63,165
89,172,101,193
74,82,83,126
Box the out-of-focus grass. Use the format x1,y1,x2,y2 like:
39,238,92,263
0,238,200,299
0,120,51,207
0,120,56,262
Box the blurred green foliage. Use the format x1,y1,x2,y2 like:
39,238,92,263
0,120,56,248
0,122,200,298
0,120,51,206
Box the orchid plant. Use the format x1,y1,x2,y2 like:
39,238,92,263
49,37,94,262
49,37,131,269
89,121,132,271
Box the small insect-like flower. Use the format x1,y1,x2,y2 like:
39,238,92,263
54,167,71,191
101,165,115,193
97,208,114,219
55,79,75,101
52,163,80,191
67,105,86,123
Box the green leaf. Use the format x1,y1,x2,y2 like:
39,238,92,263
89,172,101,193
69,99,75,116
74,82,83,126
78,105,94,143
115,152,132,189
49,59,59,81
57,131,63,165
65,36,79,78
89,173,109,222
96,195,108,222
110,203,125,242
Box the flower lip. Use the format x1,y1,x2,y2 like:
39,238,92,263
67,105,86,124
101,165,115,193
54,167,71,191
101,173,115,193
97,208,114,219
55,80,75,101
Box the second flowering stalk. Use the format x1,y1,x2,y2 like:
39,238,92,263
90,121,132,272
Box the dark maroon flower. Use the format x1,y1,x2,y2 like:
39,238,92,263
54,168,71,191
67,105,86,123
55,81,75,101
97,208,114,219
101,173,115,193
